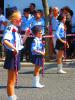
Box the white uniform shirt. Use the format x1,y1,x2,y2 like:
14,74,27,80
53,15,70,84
2,24,24,51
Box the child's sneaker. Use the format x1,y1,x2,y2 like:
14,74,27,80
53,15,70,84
8,95,17,100
13,95,17,100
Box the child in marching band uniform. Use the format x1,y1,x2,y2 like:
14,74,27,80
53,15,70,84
2,10,29,100
55,14,69,74
31,25,45,88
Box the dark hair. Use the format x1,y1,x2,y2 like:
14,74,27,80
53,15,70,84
23,8,30,13
69,9,73,17
49,7,53,12
31,25,42,34
38,9,43,13
63,6,73,16
63,6,70,12
35,10,41,14
30,3,36,8
57,14,66,22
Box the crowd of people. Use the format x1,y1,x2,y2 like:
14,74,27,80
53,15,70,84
0,3,75,61
0,3,75,100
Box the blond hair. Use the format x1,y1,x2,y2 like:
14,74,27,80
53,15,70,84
9,10,21,22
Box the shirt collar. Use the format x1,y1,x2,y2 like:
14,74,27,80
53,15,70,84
35,37,42,41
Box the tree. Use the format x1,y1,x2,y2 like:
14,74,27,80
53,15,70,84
42,0,49,27
42,0,50,61
42,0,49,15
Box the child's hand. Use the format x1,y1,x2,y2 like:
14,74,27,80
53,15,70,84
23,28,31,43
40,52,45,56
63,41,69,48
66,42,69,48
25,28,31,37
63,40,66,44
13,48,18,55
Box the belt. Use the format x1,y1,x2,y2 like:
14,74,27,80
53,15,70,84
52,30,56,32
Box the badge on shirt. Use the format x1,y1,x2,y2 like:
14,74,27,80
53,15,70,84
7,26,11,31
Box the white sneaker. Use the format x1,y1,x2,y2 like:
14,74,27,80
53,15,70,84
36,83,45,88
8,96,13,100
13,95,17,100
32,83,45,88
8,95,17,100
32,76,45,88
57,70,67,74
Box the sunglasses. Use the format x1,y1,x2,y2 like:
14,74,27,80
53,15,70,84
14,18,22,22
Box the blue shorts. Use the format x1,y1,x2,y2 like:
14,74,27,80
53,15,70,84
55,38,65,50
4,49,21,71
30,55,43,66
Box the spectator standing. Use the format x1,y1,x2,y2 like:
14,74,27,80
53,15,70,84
62,6,73,58
51,7,59,49
0,8,8,60
21,8,33,61
30,10,45,35
29,3,36,16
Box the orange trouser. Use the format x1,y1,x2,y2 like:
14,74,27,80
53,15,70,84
7,70,16,96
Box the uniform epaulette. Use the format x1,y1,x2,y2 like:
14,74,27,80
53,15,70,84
7,26,11,31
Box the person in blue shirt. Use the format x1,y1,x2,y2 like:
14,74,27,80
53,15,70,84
21,8,33,61
29,10,45,35
29,3,36,16
51,7,59,48
55,14,69,74
0,8,8,59
21,8,33,32
31,25,45,88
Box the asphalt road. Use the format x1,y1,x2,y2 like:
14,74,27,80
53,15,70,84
0,60,75,100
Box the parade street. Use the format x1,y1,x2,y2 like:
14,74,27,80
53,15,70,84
0,61,75,100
